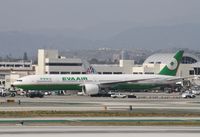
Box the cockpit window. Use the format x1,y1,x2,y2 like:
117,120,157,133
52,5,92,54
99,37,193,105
17,80,23,82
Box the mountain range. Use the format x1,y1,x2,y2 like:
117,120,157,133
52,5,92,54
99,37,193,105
0,24,200,57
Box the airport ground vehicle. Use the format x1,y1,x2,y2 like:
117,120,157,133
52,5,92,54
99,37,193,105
90,90,112,97
111,93,127,98
90,92,112,97
127,94,137,98
192,90,200,95
17,91,26,96
44,91,51,96
181,91,195,98
0,88,16,97
26,91,44,98
190,86,200,95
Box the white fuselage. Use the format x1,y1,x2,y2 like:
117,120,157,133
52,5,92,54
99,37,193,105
13,74,178,90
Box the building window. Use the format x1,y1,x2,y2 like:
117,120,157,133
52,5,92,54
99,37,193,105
6,64,14,67
133,72,143,74
133,72,138,74
113,72,122,74
71,72,81,74
49,71,59,74
61,72,70,74
45,63,82,66
194,68,200,75
103,72,112,74
15,65,23,67
24,65,30,67
82,72,86,74
156,62,161,64
144,72,154,74
181,56,197,64
189,70,194,75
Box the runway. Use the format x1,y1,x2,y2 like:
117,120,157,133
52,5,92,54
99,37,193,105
0,93,200,112
0,117,200,125
0,126,200,137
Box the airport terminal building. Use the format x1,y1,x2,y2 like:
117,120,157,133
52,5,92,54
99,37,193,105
36,49,200,78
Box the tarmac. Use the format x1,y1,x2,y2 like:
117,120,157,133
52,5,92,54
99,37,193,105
0,126,200,137
0,92,200,112
0,92,200,136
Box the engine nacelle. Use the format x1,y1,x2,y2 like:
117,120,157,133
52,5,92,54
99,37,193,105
82,84,99,95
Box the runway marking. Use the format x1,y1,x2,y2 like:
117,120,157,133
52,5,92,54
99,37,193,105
0,127,200,134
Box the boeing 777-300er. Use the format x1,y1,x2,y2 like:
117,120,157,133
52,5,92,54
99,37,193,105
13,50,184,95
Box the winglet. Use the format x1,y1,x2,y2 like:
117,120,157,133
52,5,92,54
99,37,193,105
159,50,184,76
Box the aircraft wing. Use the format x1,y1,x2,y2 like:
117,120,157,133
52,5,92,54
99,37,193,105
80,78,158,87
98,78,159,86
164,76,194,82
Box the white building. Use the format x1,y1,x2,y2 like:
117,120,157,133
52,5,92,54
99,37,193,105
36,49,135,75
0,61,34,88
36,49,86,75
36,49,200,78
137,53,200,77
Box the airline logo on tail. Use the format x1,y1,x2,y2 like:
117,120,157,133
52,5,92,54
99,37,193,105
86,66,96,74
82,60,98,74
167,58,178,70
159,50,184,76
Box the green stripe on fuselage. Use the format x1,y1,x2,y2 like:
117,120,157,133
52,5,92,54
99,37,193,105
16,84,81,91
16,83,161,91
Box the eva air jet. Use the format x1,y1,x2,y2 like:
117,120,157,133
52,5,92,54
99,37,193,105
13,50,184,95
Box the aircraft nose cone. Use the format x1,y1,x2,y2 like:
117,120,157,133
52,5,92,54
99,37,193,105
13,81,18,86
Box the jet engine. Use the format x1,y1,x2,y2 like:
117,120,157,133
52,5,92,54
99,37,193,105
82,84,99,95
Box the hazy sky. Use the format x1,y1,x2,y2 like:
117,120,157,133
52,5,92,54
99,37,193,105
0,0,200,31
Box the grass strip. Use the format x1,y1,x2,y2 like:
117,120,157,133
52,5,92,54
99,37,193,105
0,110,200,117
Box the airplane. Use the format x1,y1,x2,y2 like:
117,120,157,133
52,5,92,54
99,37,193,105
13,50,184,95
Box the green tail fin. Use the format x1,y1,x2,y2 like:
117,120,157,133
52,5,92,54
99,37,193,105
159,50,184,76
